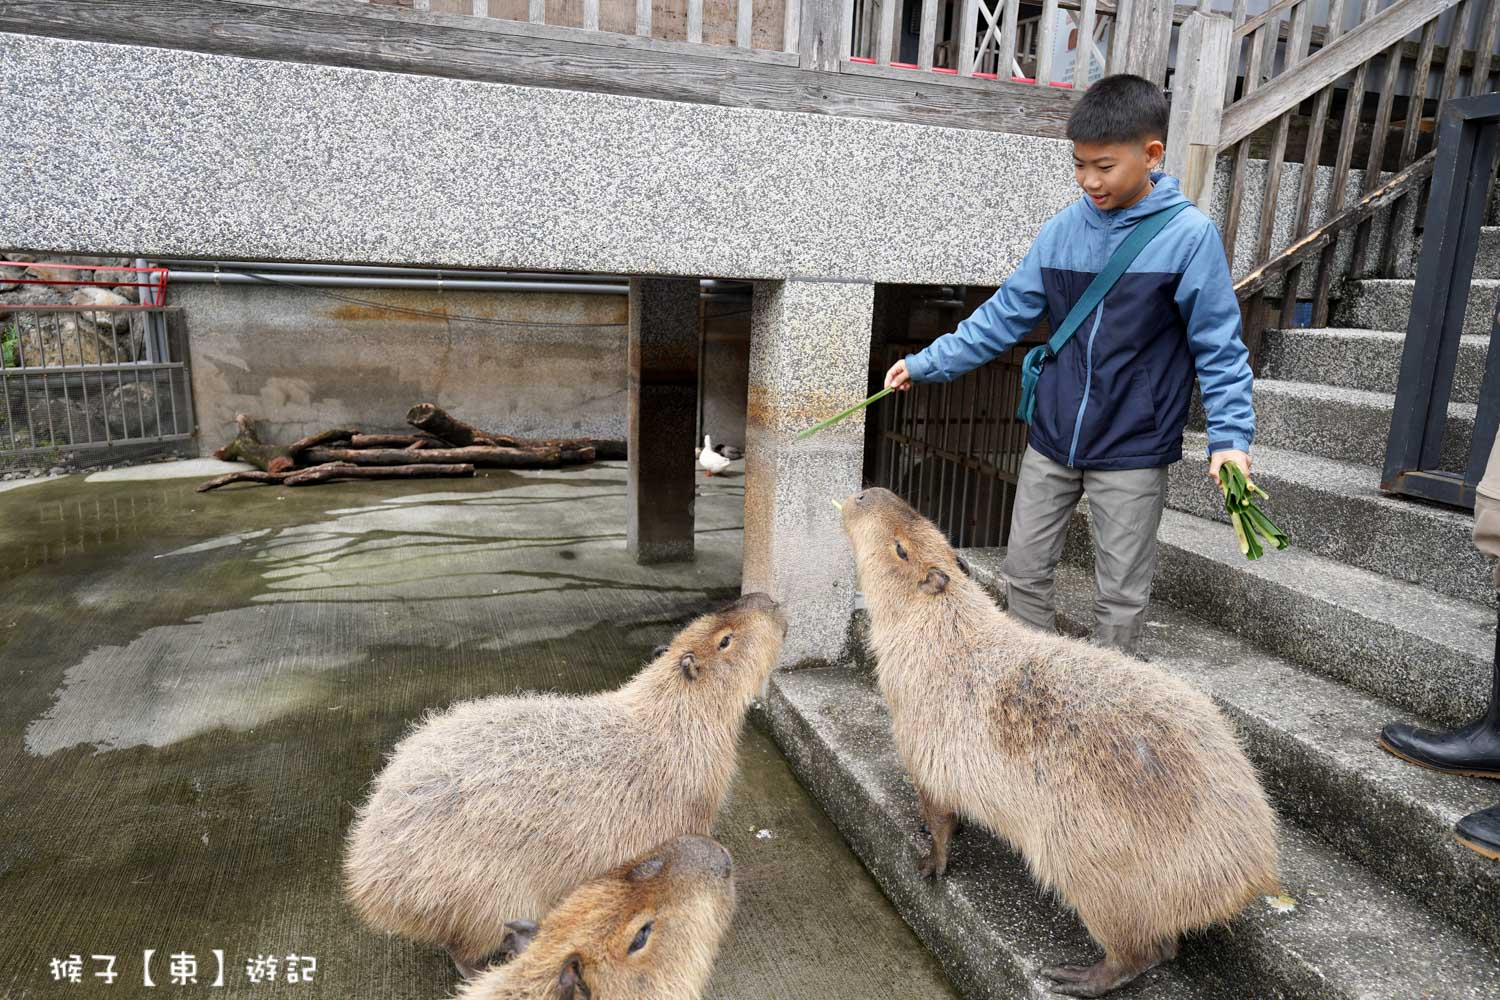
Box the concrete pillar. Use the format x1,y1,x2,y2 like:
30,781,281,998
743,278,875,668
627,276,701,564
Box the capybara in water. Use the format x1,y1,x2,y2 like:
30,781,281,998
840,487,1279,997
458,835,736,1000
344,594,785,976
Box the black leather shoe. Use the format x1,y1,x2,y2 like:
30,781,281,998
1456,804,1500,861
1379,716,1500,778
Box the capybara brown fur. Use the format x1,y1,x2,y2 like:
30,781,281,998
840,487,1279,997
458,835,736,1000
344,594,785,975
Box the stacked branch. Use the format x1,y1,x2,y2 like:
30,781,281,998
199,405,625,493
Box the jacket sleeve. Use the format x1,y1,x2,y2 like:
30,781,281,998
904,236,1048,384
1175,221,1255,455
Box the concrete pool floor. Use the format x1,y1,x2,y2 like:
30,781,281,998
0,462,958,999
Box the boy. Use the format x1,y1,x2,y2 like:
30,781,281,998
885,74,1253,656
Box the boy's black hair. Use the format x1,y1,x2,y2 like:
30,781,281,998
1066,74,1169,145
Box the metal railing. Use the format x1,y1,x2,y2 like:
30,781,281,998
1383,90,1500,509
870,339,1036,549
0,306,194,461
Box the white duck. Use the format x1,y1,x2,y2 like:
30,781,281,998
698,434,732,476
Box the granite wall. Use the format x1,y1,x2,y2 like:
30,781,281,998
0,32,1078,287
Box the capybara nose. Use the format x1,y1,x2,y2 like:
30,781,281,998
730,592,779,613
672,835,734,880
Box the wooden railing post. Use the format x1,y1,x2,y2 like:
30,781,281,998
1166,12,1233,209
1111,0,1175,85
798,0,848,71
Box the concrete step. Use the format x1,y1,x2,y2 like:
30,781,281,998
1069,506,1496,726
960,550,1500,955
1335,278,1498,336
1171,432,1494,607
1233,379,1475,469
1257,327,1490,405
1413,226,1500,279
764,665,1500,1000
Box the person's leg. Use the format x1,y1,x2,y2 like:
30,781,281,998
1080,463,1170,656
1000,447,1085,634
1379,600,1500,777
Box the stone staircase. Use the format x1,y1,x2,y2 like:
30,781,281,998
757,227,1500,996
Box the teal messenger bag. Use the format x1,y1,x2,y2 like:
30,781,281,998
1016,201,1191,424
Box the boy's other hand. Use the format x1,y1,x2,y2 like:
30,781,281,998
885,359,913,391
1208,449,1251,485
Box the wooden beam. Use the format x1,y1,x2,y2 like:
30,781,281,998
1165,12,1233,208
1232,0,1302,41
1035,0,1058,84
796,0,843,70
582,0,599,32
0,0,1081,139
782,0,798,54
1111,0,1173,84
529,0,543,24
918,0,939,70
997,0,1020,80
1235,151,1438,296
688,0,704,43
958,0,980,76
1073,0,1096,89
636,0,651,37
1219,0,1464,149
877,0,897,64
736,0,752,49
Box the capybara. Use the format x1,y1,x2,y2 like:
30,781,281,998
344,594,785,976
458,835,736,1000
840,487,1279,997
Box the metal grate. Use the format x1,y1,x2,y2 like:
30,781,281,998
870,339,1034,549
0,306,194,461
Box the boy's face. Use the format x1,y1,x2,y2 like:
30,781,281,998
1072,138,1164,212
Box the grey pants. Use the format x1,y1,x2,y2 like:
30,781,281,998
1000,445,1169,655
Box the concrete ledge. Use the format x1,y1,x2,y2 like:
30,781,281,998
0,32,1075,286
1170,433,1494,607
1257,328,1489,406
764,665,1500,1000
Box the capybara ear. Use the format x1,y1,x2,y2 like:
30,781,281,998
650,643,670,661
919,568,950,595
558,954,591,1000
955,555,970,577
679,652,700,681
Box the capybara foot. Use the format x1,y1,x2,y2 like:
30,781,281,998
1041,955,1156,997
498,920,540,962
916,848,948,879
446,947,485,981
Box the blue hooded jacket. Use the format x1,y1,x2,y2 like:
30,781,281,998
904,174,1254,471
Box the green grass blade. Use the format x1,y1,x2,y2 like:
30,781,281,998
796,387,895,440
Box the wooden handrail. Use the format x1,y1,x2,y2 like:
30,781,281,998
1234,150,1437,297
1233,0,1304,41
1218,0,1464,149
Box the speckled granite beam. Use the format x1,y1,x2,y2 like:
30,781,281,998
743,279,873,668
627,277,700,564
0,32,1075,286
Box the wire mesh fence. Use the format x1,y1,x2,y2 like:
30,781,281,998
0,306,194,465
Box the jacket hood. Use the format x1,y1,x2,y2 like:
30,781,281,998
1081,172,1192,227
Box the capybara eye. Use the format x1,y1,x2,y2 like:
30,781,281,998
718,633,732,650
895,541,908,561
628,920,654,954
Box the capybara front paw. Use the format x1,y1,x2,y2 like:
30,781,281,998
916,852,948,879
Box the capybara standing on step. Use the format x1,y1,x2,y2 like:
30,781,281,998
840,488,1279,997
344,594,785,977
459,835,737,1000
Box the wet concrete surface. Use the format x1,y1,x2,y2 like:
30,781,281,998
0,463,957,999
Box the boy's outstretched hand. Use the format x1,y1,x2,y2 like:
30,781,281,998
884,359,913,391
1208,449,1251,484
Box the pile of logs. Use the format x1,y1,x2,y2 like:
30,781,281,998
198,404,625,493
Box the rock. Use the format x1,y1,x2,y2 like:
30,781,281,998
70,288,132,334
100,383,163,440
25,397,89,447
48,467,64,477
722,444,744,460
0,260,24,292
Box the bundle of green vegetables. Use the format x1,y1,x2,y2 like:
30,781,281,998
1219,463,1288,560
